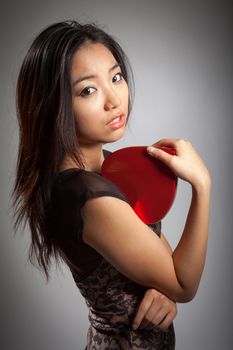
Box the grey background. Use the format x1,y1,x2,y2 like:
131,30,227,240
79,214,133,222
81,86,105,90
1,0,232,349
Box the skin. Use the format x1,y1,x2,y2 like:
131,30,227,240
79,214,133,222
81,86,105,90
62,42,211,330
62,42,129,173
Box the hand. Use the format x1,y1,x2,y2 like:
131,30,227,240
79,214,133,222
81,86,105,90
147,139,211,190
132,289,177,331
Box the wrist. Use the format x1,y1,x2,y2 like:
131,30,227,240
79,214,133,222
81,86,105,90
192,173,212,196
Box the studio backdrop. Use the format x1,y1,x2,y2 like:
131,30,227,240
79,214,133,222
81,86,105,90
1,1,232,349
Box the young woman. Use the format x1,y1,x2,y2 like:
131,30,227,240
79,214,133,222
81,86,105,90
13,21,211,349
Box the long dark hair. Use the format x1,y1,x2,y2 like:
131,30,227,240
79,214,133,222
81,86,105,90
12,20,134,281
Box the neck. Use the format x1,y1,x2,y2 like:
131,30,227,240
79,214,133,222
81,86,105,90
80,143,105,173
60,143,105,174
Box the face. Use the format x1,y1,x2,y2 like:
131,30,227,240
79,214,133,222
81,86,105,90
71,43,129,146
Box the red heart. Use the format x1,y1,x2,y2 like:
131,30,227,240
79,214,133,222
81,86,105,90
101,146,177,224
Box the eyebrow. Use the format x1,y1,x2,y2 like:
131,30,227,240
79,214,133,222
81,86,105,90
72,62,120,86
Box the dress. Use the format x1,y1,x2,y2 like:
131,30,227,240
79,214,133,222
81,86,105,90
50,152,175,350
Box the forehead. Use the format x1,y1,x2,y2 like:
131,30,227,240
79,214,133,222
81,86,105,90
71,43,117,78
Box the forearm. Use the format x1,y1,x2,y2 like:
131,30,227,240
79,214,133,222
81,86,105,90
172,178,211,301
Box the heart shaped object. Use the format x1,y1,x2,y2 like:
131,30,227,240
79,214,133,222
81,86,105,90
101,146,177,224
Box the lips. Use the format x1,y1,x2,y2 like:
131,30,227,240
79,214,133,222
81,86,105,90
107,113,126,130
107,113,125,125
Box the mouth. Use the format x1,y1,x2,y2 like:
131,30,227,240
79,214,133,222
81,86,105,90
108,113,125,126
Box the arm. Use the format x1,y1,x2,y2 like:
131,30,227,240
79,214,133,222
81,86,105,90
83,139,211,303
161,233,173,255
133,236,176,331
149,139,211,299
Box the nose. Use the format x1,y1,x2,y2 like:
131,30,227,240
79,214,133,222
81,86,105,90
104,88,121,111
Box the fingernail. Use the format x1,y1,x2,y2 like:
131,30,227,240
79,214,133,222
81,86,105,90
147,146,155,154
132,323,138,330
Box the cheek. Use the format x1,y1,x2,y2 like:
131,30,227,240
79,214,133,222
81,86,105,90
73,99,101,133
73,96,102,119
122,84,129,111
73,99,89,119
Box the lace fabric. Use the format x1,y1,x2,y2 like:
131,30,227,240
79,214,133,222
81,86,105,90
50,158,175,349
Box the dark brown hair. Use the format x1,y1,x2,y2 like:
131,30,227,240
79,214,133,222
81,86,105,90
12,20,134,280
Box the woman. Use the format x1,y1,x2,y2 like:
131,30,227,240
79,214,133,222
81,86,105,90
13,21,211,349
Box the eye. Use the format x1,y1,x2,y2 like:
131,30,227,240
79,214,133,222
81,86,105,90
112,72,123,83
80,87,96,97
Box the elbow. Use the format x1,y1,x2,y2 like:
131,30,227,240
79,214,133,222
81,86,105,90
175,288,198,303
149,283,198,303
177,293,196,303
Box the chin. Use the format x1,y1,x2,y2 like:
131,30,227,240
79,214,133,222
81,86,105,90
107,129,126,143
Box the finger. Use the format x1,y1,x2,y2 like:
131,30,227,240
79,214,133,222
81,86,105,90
132,295,153,330
157,313,175,331
149,307,168,328
139,303,168,330
141,312,168,331
152,138,178,148
157,305,177,331
140,296,177,331
152,138,184,149
138,299,162,329
147,146,174,166
135,290,168,329
138,293,169,330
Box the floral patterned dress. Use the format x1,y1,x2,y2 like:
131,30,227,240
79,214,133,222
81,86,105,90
51,159,175,350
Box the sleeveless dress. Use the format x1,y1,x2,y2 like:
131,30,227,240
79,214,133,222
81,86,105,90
50,153,175,350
